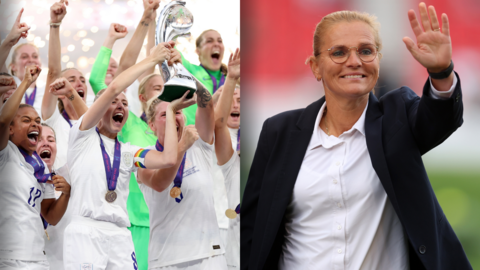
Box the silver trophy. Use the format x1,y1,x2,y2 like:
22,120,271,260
155,1,197,102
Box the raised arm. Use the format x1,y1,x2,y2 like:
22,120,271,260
139,125,199,192
115,0,160,77
403,3,453,90
42,0,68,120
215,49,239,165
79,43,171,131
89,23,128,94
194,80,215,144
49,78,88,117
0,66,41,151
0,8,30,72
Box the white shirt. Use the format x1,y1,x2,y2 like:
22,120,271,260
279,81,457,270
67,115,142,227
139,138,224,268
212,127,239,230
44,108,78,169
219,152,240,268
0,141,55,261
14,76,45,121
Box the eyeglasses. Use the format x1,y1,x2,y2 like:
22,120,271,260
319,44,379,64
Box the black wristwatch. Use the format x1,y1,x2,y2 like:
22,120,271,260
428,60,454,80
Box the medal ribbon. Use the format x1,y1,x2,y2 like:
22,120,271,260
18,147,51,183
155,140,186,203
200,65,225,93
235,204,240,214
95,128,121,191
140,112,148,123
61,110,72,127
24,86,36,106
237,128,240,152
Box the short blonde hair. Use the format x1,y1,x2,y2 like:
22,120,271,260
139,74,162,113
9,43,40,76
310,11,382,58
146,97,187,124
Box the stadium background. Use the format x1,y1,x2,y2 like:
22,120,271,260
241,0,480,266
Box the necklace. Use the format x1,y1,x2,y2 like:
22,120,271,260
323,107,330,136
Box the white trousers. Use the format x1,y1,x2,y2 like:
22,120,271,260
151,254,227,270
0,259,49,270
63,216,137,270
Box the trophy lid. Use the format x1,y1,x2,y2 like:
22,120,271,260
156,1,194,45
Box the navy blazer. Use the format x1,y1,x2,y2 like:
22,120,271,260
241,74,472,270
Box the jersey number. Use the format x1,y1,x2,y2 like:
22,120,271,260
28,187,42,207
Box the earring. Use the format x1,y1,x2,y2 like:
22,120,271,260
317,77,321,82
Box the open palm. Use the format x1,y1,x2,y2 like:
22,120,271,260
403,3,452,73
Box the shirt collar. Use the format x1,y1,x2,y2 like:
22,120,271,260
307,100,368,151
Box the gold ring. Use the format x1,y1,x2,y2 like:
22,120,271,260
434,28,440,31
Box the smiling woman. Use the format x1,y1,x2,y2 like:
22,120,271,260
241,3,472,270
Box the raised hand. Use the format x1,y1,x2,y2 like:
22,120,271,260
168,46,182,66
0,77,17,95
227,48,240,80
179,125,199,152
143,0,160,22
170,91,196,112
403,2,451,73
52,175,71,195
49,77,74,98
50,0,68,24
109,23,128,40
150,42,172,63
4,8,30,47
24,65,42,84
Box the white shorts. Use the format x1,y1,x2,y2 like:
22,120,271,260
63,216,137,270
0,258,49,270
151,254,227,270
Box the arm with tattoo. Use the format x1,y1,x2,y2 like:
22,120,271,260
194,80,214,144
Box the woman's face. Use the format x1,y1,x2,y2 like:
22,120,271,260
145,75,164,100
11,45,42,80
63,69,88,102
150,102,185,144
37,126,57,169
196,30,225,71
312,21,379,99
105,58,118,86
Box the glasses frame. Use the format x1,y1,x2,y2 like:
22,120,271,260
319,44,380,64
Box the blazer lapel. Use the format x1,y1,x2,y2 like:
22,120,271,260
365,92,401,214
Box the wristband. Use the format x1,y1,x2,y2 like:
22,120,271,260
49,21,62,26
428,60,454,80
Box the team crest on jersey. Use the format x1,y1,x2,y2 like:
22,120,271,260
81,263,93,270
122,152,133,167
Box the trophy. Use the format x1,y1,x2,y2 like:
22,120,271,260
155,1,197,102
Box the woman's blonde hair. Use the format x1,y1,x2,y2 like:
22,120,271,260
146,97,187,124
9,43,40,76
139,74,162,113
195,29,228,75
307,11,382,63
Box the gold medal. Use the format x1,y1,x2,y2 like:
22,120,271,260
170,187,181,198
105,190,117,203
225,209,237,219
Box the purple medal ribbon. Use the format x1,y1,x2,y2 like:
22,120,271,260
61,110,72,128
235,204,240,215
155,140,186,203
18,147,51,183
140,112,148,123
200,64,225,93
24,86,36,106
95,128,121,192
237,128,240,152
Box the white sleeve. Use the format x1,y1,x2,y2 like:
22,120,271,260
219,152,240,208
43,183,56,199
68,114,96,150
429,73,457,100
0,141,12,161
43,105,61,124
56,164,71,184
